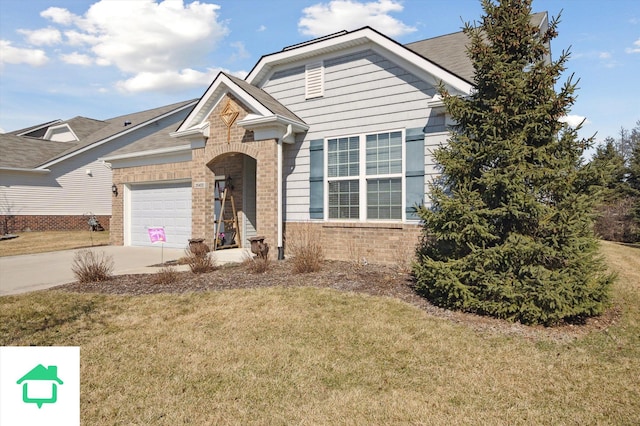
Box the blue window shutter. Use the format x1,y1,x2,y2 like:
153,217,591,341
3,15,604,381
309,139,324,219
405,128,425,220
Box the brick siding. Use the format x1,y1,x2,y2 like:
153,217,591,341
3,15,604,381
0,214,110,233
285,221,422,265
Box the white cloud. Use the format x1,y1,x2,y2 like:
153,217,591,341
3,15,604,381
559,115,589,128
598,52,611,59
78,0,228,74
64,30,101,47
61,52,93,66
41,7,77,26
257,25,267,32
115,67,247,93
116,69,214,93
625,38,640,53
229,41,250,62
0,40,49,66
17,27,62,46
34,0,231,92
299,0,416,37
0,127,5,134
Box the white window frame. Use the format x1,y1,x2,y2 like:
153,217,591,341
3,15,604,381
324,129,406,222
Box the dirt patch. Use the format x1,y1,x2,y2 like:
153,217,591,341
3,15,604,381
55,259,619,343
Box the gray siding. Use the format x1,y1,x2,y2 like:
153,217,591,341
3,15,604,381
0,111,188,218
265,49,441,221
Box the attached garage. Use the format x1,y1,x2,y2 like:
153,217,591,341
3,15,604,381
127,181,192,249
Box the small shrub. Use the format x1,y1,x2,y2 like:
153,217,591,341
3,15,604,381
152,265,179,285
287,222,324,273
71,249,114,283
243,252,271,274
185,244,217,274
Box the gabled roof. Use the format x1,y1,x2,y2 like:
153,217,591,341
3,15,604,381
9,120,63,137
0,134,70,169
226,74,304,124
405,11,548,84
0,99,197,171
174,72,306,138
405,31,475,83
106,115,194,158
246,26,474,96
45,117,110,142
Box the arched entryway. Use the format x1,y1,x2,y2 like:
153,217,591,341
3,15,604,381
207,153,257,249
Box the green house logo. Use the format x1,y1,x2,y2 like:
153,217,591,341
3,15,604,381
16,364,63,408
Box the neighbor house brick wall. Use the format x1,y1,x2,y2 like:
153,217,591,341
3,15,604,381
110,161,193,246
285,221,422,265
0,215,110,233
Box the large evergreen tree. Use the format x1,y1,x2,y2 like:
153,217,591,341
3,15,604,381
413,0,613,325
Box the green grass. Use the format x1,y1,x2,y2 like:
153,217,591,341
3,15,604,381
1,242,639,424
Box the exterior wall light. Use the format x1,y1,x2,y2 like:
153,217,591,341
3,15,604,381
111,184,118,196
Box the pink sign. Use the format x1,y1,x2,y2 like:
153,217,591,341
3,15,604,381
148,227,166,243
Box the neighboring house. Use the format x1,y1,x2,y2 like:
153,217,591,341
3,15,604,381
106,13,548,262
16,364,63,408
0,100,197,234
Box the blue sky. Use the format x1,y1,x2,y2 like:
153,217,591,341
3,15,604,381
0,0,638,151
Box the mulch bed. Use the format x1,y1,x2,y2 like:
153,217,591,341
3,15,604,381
55,259,619,343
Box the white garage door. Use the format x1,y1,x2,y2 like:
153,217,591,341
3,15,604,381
129,181,192,249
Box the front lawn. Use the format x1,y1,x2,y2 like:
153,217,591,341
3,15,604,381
0,231,110,257
0,241,638,424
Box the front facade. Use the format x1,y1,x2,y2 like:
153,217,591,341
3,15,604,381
108,16,548,263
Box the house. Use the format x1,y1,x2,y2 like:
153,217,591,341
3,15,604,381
16,364,63,408
107,13,548,262
0,100,197,234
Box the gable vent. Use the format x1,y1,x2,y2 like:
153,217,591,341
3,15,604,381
305,61,324,99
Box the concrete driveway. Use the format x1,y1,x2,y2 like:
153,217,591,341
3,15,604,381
0,246,248,296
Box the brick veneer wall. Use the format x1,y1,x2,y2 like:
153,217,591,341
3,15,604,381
285,221,423,265
111,93,280,256
0,214,110,233
192,94,279,256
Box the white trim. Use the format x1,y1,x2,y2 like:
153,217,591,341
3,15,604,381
101,144,191,162
0,167,50,174
43,123,79,142
169,121,209,139
427,94,445,108
248,27,473,95
15,120,62,137
174,73,273,136
37,100,198,170
237,114,309,133
324,128,406,223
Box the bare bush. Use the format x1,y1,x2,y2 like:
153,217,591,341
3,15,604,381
287,222,324,273
393,242,415,274
71,249,114,283
185,244,217,274
152,265,179,285
242,251,271,274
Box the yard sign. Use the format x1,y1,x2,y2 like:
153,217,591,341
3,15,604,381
148,227,166,243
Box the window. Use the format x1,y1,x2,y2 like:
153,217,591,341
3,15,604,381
327,131,403,221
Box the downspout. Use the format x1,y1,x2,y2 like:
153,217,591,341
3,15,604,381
277,124,293,260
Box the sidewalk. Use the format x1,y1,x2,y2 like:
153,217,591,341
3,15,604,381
0,246,248,296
